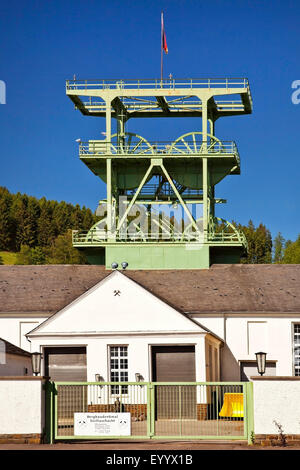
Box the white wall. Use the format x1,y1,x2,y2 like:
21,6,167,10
0,317,45,351
253,379,300,435
194,316,299,379
0,378,45,434
30,334,208,382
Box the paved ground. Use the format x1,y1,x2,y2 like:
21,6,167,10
0,440,299,450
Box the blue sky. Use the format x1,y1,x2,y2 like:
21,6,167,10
0,0,299,242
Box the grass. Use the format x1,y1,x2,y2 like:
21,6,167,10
0,251,18,265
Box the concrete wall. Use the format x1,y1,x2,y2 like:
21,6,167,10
0,377,46,440
253,378,300,436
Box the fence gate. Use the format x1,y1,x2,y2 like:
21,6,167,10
46,381,253,443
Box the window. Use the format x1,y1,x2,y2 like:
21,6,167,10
293,324,300,376
109,346,128,394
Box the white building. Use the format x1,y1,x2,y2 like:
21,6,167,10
0,264,299,382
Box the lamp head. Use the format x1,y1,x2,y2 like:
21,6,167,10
255,351,267,376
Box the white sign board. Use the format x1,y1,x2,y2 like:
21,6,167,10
74,413,131,436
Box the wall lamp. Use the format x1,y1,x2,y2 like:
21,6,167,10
31,352,42,376
95,374,104,382
255,351,267,376
135,373,144,385
95,374,105,388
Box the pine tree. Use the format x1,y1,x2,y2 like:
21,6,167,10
273,232,285,263
0,187,13,250
47,230,86,264
37,198,56,247
282,235,300,264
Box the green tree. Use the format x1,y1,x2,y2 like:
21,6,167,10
239,220,272,264
0,254,3,265
47,230,86,264
282,235,300,264
10,193,40,250
30,246,47,265
37,198,56,247
0,187,13,250
15,245,32,265
273,232,285,263
15,245,47,265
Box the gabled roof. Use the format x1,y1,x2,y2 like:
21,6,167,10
0,264,300,315
27,271,212,338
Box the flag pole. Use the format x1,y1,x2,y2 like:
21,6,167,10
161,11,163,82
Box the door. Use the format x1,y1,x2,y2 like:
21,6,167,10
44,347,87,381
45,347,87,427
152,345,196,419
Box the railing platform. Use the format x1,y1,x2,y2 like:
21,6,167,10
79,140,240,160
66,78,252,118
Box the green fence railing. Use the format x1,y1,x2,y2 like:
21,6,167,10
45,381,254,444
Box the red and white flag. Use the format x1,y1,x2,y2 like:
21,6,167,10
161,12,168,54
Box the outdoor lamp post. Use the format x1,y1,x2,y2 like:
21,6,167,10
255,352,267,376
31,352,42,376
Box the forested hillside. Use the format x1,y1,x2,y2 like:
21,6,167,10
0,186,299,265
0,186,98,264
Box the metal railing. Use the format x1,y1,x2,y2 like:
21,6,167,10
48,381,253,441
124,185,203,197
66,78,250,91
81,99,246,113
208,217,248,248
72,227,246,246
79,140,239,157
72,230,204,244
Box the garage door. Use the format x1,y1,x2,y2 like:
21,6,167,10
152,346,196,419
45,347,88,421
45,347,87,381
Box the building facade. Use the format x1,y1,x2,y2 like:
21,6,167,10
0,264,299,382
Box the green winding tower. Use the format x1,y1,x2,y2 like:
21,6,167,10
66,78,252,269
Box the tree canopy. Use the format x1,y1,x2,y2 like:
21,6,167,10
0,186,98,265
0,186,299,265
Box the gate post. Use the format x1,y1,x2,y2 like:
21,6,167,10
246,381,254,445
45,381,55,444
148,383,155,438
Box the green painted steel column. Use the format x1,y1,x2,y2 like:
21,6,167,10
203,157,208,242
202,98,208,150
246,381,255,445
106,99,113,240
105,98,112,143
208,118,215,137
107,158,113,239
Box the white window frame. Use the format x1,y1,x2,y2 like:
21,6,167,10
293,324,300,377
108,345,129,395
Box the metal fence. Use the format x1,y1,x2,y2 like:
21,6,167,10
79,140,239,157
66,78,250,91
46,381,253,443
